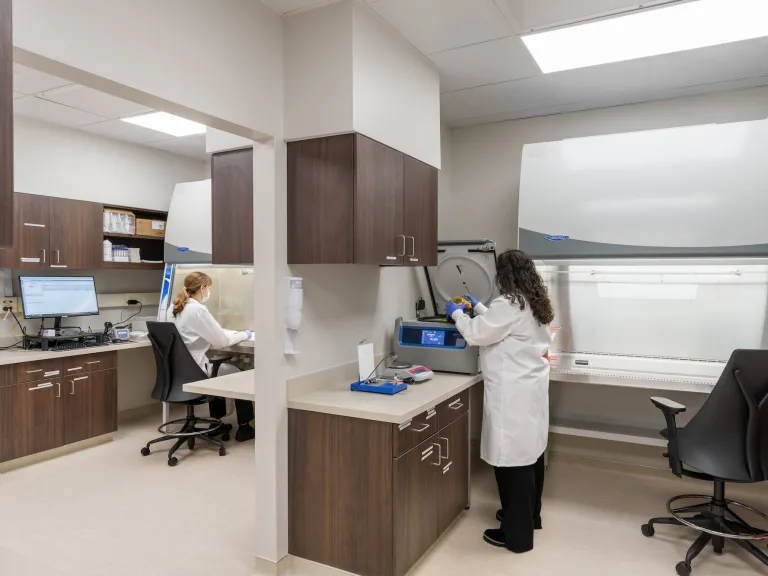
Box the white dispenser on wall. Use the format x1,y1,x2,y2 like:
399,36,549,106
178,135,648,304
283,277,303,355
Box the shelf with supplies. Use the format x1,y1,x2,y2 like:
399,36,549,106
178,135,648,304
102,205,167,268
103,232,165,241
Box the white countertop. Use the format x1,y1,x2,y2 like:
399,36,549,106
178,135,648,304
0,340,151,366
183,369,256,402
287,372,483,425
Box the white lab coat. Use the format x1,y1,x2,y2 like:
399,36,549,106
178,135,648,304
168,298,249,374
452,296,551,468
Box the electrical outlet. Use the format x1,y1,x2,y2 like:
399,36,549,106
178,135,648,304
1,297,19,311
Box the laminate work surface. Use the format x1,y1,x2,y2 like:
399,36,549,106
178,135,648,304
0,341,150,366
288,372,482,425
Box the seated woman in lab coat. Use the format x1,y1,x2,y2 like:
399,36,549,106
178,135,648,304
170,271,255,442
445,249,554,554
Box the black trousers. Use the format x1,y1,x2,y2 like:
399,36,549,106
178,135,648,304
494,452,546,553
208,397,254,425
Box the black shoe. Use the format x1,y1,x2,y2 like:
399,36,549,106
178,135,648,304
496,510,542,530
210,422,233,432
483,529,506,548
235,423,255,442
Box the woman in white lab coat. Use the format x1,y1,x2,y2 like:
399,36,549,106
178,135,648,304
170,271,256,442
445,249,554,553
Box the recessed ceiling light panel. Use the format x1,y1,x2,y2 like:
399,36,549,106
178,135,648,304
522,0,768,73
121,112,206,137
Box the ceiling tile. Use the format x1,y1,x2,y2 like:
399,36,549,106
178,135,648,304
261,0,339,14
13,96,107,127
145,134,209,160
13,64,72,95
371,0,512,54
498,0,669,32
12,91,25,100
430,36,540,92
80,119,172,144
37,84,152,119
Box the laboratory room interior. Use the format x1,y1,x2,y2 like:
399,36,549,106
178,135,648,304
2,1,768,576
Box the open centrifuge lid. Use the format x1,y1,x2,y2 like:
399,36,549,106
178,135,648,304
424,239,498,316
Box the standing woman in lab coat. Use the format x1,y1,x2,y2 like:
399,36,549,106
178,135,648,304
445,250,554,553
170,271,256,442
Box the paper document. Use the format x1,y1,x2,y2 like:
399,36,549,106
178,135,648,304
358,342,375,382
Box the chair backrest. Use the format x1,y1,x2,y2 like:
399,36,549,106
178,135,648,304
682,349,768,482
147,321,209,404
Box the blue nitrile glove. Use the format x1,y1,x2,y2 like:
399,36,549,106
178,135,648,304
464,294,479,308
445,300,463,318
245,330,253,340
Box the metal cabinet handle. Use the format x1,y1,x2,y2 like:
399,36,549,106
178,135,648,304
411,423,430,433
67,367,83,372
449,398,464,410
398,235,406,257
70,381,75,395
26,369,43,374
432,443,442,466
56,250,60,264
421,446,434,461
56,382,60,398
41,249,46,263
439,436,449,460
86,361,100,365
407,236,415,257
28,382,53,391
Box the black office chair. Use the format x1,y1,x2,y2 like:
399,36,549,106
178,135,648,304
140,321,234,467
642,349,768,575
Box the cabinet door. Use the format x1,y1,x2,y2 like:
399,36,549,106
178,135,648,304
0,193,50,268
63,375,90,445
88,369,117,437
212,147,254,264
49,197,101,269
0,0,12,248
354,135,405,265
0,379,63,462
403,155,438,267
437,413,470,535
393,434,439,576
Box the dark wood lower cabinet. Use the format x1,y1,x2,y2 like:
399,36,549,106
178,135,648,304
289,391,472,576
394,434,440,576
0,379,64,462
0,368,118,463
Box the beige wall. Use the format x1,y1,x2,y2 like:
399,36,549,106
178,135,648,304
444,85,768,251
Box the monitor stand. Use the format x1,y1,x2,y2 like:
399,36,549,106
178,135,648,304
52,316,63,335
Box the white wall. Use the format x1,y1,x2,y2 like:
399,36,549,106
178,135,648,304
352,0,441,168
13,0,283,138
284,0,354,141
445,85,768,251
14,117,207,210
283,0,441,168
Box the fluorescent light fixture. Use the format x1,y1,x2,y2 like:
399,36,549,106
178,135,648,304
522,0,768,73
121,112,206,137
597,283,698,300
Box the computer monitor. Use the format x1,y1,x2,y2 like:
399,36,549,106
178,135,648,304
19,276,99,332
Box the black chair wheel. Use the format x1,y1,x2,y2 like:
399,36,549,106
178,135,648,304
168,457,178,467
676,561,692,576
140,447,150,457
222,433,230,442
219,447,227,456
187,438,195,450
641,524,655,537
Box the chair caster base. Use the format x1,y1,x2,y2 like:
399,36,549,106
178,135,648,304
168,457,178,467
676,561,691,576
140,447,150,457
219,447,227,456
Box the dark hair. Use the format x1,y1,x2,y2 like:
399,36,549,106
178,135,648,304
495,249,554,326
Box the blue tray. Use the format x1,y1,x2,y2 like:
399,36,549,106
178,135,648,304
350,380,407,395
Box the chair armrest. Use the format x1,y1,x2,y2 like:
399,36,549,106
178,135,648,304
650,397,686,477
208,355,234,378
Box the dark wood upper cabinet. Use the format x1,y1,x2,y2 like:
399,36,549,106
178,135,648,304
288,134,355,264
287,133,438,266
403,155,438,267
0,193,51,268
212,147,254,265
50,197,97,270
0,0,12,248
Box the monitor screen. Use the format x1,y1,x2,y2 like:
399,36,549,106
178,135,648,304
421,329,446,347
20,277,99,319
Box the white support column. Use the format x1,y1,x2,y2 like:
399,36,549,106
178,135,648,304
251,137,290,570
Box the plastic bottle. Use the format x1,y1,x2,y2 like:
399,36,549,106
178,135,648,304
103,239,113,262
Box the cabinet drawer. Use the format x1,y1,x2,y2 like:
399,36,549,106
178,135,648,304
16,359,63,383
393,406,438,457
80,352,117,373
437,389,469,430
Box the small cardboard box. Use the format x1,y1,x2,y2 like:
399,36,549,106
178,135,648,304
136,218,166,238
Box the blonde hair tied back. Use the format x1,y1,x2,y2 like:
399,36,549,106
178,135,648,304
172,271,212,317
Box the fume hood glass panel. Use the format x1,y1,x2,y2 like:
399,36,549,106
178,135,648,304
172,265,254,331
538,264,768,362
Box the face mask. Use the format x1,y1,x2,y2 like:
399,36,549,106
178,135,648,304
201,287,211,303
